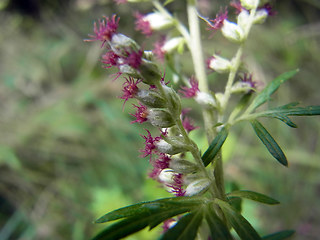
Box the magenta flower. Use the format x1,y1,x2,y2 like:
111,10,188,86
134,12,153,36
120,77,141,105
124,49,143,69
140,129,162,159
153,37,166,61
179,77,200,98
131,103,148,124
149,153,171,180
168,174,185,197
208,9,228,32
240,73,256,89
181,109,199,133
86,15,120,47
101,50,119,68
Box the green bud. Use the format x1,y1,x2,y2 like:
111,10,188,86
136,89,167,108
162,85,181,118
148,108,175,128
169,159,199,174
185,178,211,196
139,60,162,85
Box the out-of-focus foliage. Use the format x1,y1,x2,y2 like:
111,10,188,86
0,0,319,239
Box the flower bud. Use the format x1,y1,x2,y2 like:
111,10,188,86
208,55,232,73
221,20,245,43
169,159,199,174
161,37,185,54
185,178,211,196
136,89,167,108
139,60,162,85
195,92,216,108
148,109,175,128
162,85,182,118
253,9,268,24
240,0,259,10
237,10,250,30
231,81,254,94
156,137,189,155
158,168,176,184
110,33,139,54
118,64,141,79
143,12,173,31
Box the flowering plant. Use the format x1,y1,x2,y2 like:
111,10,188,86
86,0,320,239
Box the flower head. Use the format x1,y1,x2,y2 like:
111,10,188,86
86,15,120,47
149,153,171,179
181,109,199,133
208,9,228,32
101,50,119,68
240,73,256,89
179,77,200,98
134,12,153,36
140,129,162,159
135,12,173,36
120,77,141,105
131,103,148,124
123,49,143,69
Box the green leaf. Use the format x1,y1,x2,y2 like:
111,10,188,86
92,207,192,240
95,196,203,223
160,209,204,240
250,120,288,166
205,204,234,240
246,69,299,114
252,104,320,128
227,190,279,205
262,230,295,240
202,127,229,167
215,199,261,240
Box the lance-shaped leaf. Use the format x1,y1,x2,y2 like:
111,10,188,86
95,196,204,223
202,127,229,167
92,207,192,240
214,199,261,240
205,204,234,240
262,230,295,240
250,120,288,166
245,69,299,114
160,209,204,240
253,103,320,128
227,190,280,205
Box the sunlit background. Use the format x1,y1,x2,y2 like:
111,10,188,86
0,0,319,239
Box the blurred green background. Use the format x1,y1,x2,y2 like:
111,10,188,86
0,0,319,239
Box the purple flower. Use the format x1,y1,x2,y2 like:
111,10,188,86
123,49,143,69
131,103,148,124
168,174,185,197
240,73,256,89
120,77,141,105
208,9,228,32
101,50,119,68
85,15,120,47
134,12,153,36
181,109,199,133
149,153,171,180
179,77,200,98
140,129,162,159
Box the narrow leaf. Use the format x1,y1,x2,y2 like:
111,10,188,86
215,199,261,240
262,230,295,240
160,209,204,240
202,127,229,167
246,69,299,113
227,190,279,205
251,120,288,166
95,196,203,223
92,207,192,240
206,204,234,240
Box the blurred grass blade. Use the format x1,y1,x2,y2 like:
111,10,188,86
262,230,295,240
95,197,203,223
246,69,299,114
206,204,234,240
202,127,229,167
250,120,288,166
227,190,280,205
160,209,204,240
215,199,261,240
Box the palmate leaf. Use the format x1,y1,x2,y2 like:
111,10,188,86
215,199,261,240
262,230,295,240
250,120,288,166
227,190,279,205
159,208,204,240
202,127,229,167
253,103,320,128
92,197,205,240
206,204,234,240
245,69,299,114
